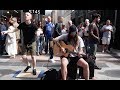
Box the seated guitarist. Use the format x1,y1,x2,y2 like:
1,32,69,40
53,25,89,80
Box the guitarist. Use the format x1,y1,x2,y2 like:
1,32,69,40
53,25,89,80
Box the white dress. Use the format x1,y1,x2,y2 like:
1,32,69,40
5,26,17,56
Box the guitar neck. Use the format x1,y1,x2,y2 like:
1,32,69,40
56,41,62,48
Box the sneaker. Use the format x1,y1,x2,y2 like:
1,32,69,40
106,50,110,53
94,65,101,70
33,69,36,75
39,52,42,55
24,66,31,72
49,58,56,63
37,53,40,56
102,50,104,53
90,77,96,80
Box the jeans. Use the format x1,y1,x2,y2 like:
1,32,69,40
88,43,98,66
36,35,44,54
45,36,53,59
84,37,89,54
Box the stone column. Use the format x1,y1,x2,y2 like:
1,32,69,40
20,10,24,23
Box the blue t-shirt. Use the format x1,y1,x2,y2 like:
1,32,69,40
45,22,54,38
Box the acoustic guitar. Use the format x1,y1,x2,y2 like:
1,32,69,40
53,41,86,58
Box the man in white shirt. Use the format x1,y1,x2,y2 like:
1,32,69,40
101,20,113,53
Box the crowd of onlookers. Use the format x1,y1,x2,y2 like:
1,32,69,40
0,15,116,58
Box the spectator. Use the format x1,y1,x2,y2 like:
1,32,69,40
101,20,113,53
9,17,21,54
0,19,7,55
77,23,85,38
36,21,44,55
2,12,38,75
53,16,64,38
61,24,67,34
83,19,90,54
88,13,101,70
5,19,17,58
44,16,55,63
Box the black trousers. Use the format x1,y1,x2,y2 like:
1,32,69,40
45,36,53,59
0,40,6,55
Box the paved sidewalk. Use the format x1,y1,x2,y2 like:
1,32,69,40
95,51,120,80
0,49,120,80
0,55,61,80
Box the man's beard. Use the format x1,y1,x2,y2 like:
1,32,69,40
96,21,99,24
96,19,100,24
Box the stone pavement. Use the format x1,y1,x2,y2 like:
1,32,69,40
95,49,120,80
0,49,120,80
0,55,61,80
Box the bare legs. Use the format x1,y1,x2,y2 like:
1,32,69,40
61,57,89,80
22,54,36,75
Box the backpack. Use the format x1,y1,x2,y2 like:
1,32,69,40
40,68,61,80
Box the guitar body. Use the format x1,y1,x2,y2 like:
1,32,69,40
53,41,74,57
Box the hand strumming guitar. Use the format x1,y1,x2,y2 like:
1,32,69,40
60,47,66,54
77,52,85,57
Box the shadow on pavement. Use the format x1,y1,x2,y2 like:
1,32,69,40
0,69,16,77
42,62,61,67
98,69,120,78
97,62,109,68
36,60,60,62
97,45,120,58
0,55,10,58
109,52,120,59
104,60,120,65
15,77,39,80
96,55,118,58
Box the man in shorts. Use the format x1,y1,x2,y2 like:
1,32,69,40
2,12,38,75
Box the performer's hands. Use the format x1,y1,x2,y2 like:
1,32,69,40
78,52,83,57
60,47,66,54
52,38,56,42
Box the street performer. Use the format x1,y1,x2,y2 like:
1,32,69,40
53,25,89,80
2,12,37,75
